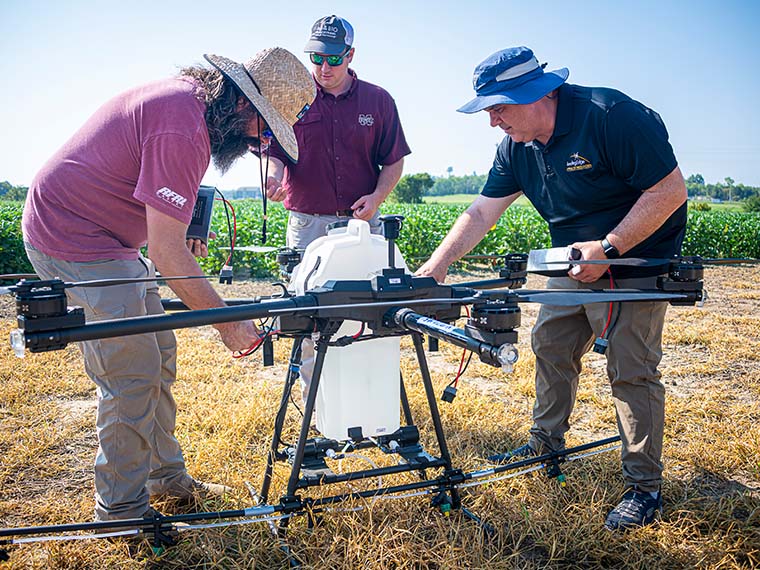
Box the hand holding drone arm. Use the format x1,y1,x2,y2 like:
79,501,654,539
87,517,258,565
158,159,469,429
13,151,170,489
146,206,261,351
416,194,520,282
568,166,688,283
351,157,405,221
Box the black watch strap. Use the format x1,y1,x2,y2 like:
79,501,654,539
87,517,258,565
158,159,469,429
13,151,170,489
600,238,620,259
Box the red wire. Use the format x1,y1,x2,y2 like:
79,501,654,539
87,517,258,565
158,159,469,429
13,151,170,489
452,305,472,387
453,349,467,388
232,329,280,359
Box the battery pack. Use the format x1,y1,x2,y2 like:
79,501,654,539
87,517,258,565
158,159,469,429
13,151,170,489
186,185,216,242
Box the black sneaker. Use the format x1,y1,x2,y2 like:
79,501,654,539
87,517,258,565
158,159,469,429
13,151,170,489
487,443,537,464
604,488,662,531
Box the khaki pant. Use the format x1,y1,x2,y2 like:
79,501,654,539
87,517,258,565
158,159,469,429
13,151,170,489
25,244,189,520
529,276,667,493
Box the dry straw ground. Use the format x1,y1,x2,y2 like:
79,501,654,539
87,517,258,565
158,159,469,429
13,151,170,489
0,266,758,569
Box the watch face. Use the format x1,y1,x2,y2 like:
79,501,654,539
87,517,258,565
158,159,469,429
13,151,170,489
605,246,620,259
602,239,620,259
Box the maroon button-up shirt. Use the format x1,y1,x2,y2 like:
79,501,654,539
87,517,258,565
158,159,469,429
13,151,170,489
269,70,411,215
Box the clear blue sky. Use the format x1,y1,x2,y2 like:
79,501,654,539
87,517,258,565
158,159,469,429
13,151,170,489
2,0,759,189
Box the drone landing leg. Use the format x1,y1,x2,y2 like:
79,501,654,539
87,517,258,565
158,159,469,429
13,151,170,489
261,337,306,504
459,507,497,539
412,333,463,502
272,334,331,567
412,333,455,470
412,333,496,533
400,371,414,426
284,334,329,497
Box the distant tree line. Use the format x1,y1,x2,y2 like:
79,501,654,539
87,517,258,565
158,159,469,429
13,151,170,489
427,173,487,196
0,181,28,201
685,174,759,203
389,171,760,207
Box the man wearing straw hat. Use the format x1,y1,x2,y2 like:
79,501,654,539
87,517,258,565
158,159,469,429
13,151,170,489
418,46,687,531
22,48,315,522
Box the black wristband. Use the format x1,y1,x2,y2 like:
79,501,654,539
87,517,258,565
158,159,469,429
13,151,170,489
600,238,620,259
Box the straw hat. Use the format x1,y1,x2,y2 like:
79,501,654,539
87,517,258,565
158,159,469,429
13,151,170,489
204,48,315,162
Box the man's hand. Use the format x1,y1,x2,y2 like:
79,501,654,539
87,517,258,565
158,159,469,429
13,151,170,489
265,175,286,201
415,259,448,284
351,192,383,221
215,320,262,352
567,240,610,283
185,231,216,258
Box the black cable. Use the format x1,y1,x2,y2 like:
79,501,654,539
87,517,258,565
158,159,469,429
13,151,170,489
605,275,622,339
256,122,271,246
304,256,322,291
448,352,474,388
215,188,233,258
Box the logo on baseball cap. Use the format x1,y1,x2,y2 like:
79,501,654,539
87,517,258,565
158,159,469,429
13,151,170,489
304,15,354,56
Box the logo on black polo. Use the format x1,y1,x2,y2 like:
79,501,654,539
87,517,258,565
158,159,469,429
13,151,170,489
566,152,592,172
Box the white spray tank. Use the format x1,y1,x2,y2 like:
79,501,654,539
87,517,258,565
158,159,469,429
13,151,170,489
289,219,407,441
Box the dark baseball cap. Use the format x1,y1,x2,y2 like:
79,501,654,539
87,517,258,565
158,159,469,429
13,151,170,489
304,15,354,56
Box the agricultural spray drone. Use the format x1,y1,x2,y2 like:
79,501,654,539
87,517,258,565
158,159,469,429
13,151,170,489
0,216,713,564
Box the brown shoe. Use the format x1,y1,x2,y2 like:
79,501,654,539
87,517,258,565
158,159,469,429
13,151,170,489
157,476,232,502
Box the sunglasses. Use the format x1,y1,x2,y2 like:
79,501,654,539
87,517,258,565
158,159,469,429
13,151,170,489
309,49,350,67
246,129,274,153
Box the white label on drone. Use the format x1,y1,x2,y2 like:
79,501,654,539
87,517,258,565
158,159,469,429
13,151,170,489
417,317,458,335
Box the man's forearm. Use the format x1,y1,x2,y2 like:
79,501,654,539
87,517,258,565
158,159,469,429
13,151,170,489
422,194,518,279
373,158,404,201
606,166,687,254
148,245,227,311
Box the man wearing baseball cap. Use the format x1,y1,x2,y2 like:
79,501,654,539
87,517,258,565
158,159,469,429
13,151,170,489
22,48,314,523
418,46,687,531
263,15,411,405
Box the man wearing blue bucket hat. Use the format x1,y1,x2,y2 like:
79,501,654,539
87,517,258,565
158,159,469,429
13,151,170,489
418,46,687,531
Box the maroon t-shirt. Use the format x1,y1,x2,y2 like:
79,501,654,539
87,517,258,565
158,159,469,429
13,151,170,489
23,77,210,261
269,71,411,214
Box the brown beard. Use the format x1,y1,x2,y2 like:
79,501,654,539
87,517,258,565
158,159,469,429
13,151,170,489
209,104,259,174
178,66,263,174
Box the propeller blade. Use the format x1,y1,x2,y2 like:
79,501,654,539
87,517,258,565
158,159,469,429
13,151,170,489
515,289,684,305
461,254,506,260
542,258,658,266
269,296,476,315
219,245,279,253
65,275,214,289
0,273,39,280
700,258,760,265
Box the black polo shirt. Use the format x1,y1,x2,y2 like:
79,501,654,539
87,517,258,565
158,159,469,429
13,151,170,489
482,83,686,277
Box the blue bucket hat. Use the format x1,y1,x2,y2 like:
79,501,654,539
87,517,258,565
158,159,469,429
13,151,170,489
457,47,569,113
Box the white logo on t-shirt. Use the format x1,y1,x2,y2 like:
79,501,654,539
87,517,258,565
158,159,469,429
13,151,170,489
358,114,374,126
156,187,187,209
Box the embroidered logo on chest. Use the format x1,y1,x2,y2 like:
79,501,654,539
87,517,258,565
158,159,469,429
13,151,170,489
358,113,375,127
566,152,592,172
156,187,187,209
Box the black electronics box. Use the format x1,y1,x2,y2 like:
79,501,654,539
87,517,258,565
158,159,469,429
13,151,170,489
186,185,216,242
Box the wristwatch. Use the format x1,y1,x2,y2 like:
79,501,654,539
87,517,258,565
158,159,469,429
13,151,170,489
600,237,620,259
